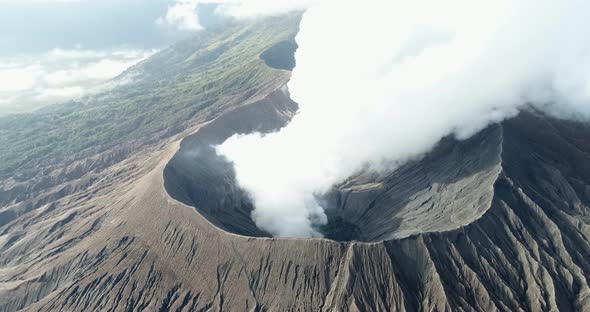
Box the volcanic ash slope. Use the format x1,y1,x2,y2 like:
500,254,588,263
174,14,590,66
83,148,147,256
3,84,589,311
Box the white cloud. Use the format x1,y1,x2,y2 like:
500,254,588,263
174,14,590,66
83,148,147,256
217,0,590,237
214,0,315,18
159,0,314,31
45,48,107,60
0,48,155,114
0,64,43,93
158,0,203,32
37,86,85,100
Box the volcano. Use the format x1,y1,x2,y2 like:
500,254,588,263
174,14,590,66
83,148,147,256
2,14,590,312
161,86,590,311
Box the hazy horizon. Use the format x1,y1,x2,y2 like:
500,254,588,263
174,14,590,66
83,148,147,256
0,0,223,115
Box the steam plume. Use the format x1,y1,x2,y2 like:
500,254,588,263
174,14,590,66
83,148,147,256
217,0,590,237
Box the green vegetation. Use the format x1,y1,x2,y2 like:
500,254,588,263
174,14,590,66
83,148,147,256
0,14,300,181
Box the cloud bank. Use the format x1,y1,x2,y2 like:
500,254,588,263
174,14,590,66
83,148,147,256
217,0,590,237
0,48,155,114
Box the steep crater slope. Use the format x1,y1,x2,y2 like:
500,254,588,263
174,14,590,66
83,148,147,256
321,126,502,241
164,91,502,242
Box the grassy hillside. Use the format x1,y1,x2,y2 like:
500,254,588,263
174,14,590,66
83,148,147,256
0,14,300,181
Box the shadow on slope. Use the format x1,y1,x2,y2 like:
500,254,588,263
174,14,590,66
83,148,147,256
260,39,298,71
164,88,297,237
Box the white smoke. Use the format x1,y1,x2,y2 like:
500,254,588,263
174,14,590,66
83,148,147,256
216,0,590,237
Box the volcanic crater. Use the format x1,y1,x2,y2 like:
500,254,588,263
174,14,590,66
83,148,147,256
163,87,503,242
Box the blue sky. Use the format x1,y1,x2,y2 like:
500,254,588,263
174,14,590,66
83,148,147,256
0,0,182,56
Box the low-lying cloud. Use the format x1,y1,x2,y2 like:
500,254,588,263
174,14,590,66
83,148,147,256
158,0,204,32
0,48,155,114
215,0,590,237
159,0,314,31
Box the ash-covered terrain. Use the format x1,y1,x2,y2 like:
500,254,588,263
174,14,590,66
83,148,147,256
2,13,590,312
